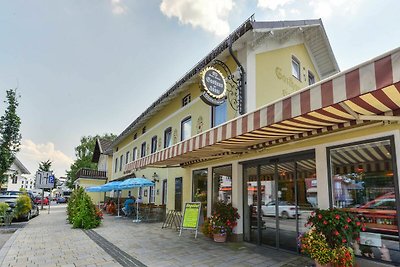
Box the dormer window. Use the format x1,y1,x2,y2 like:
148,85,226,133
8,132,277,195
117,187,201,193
182,94,191,107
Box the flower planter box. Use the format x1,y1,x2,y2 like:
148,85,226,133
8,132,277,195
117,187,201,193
213,233,227,243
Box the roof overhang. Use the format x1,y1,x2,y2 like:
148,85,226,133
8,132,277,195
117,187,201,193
125,47,400,172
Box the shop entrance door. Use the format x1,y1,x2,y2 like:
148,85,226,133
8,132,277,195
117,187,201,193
243,151,316,252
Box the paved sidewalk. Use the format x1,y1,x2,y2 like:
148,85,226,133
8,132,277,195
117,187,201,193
0,205,314,267
0,205,120,267
94,214,312,267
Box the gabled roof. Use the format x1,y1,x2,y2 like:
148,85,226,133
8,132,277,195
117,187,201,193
92,138,113,163
109,16,339,152
12,157,30,175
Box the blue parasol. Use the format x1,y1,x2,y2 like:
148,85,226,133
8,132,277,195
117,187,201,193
118,177,154,222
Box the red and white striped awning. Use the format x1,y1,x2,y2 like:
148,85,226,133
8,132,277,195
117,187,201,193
125,48,400,171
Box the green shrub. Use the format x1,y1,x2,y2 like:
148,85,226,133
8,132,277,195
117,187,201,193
0,203,9,214
14,193,32,218
67,187,101,229
67,187,83,223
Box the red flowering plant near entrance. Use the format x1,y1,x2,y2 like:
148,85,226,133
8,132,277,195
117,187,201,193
299,208,366,266
201,201,240,238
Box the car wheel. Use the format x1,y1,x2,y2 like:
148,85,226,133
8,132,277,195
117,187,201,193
24,212,31,221
281,211,289,219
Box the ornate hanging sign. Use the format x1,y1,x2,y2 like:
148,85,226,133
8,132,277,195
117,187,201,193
200,67,227,106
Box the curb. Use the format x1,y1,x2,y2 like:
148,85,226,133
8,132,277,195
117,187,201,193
0,228,20,266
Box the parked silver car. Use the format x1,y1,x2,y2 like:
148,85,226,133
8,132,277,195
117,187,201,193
0,193,39,221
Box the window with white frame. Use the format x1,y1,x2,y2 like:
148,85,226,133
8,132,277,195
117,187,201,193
181,116,192,141
132,147,137,161
151,136,157,153
182,94,191,107
119,155,123,171
126,151,130,164
308,71,315,85
114,158,118,173
212,101,227,127
291,56,301,80
141,142,146,158
164,127,172,148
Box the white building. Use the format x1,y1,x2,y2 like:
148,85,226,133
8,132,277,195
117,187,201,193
3,157,31,191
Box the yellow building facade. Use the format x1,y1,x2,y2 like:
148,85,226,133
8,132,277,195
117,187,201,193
108,17,400,265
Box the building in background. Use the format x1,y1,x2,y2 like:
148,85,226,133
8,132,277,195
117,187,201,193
2,157,31,191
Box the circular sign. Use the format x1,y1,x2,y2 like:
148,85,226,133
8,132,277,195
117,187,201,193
200,67,226,106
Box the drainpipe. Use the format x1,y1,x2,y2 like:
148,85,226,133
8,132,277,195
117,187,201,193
229,37,246,115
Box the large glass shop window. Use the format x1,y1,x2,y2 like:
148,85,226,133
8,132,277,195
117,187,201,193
329,138,399,264
193,169,208,216
212,165,232,205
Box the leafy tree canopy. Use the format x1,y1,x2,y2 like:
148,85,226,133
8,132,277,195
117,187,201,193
66,134,115,188
0,89,21,185
38,160,52,172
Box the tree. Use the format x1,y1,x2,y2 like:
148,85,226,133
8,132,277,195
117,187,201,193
39,160,52,171
0,89,22,186
66,134,115,188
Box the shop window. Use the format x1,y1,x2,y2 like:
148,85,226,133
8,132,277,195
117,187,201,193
181,116,191,141
164,127,172,148
308,71,315,85
212,165,232,207
114,158,118,173
126,151,130,164
151,136,157,153
291,56,301,80
212,101,227,127
193,169,208,215
119,155,123,171
182,94,191,107
132,147,137,161
328,137,399,264
141,142,146,158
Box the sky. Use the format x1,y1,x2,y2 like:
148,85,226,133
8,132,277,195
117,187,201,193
0,0,399,179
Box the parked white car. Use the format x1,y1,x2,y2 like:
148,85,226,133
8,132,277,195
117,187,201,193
261,201,300,219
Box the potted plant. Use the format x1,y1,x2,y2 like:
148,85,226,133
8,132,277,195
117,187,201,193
201,201,240,242
299,208,365,267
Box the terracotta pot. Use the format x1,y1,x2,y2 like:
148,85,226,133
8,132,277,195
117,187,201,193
314,261,331,267
213,233,227,243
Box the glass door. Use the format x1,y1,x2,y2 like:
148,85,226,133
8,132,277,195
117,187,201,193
243,151,317,252
243,165,259,243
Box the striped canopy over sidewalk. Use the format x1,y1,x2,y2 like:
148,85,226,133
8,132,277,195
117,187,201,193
125,48,400,171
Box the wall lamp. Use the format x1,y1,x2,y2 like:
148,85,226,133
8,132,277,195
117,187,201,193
152,172,159,183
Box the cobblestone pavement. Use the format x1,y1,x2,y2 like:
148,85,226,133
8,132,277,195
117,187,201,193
0,205,314,267
95,214,313,267
0,205,120,267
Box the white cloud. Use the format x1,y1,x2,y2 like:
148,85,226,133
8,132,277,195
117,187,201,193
308,0,361,19
160,0,234,37
257,0,293,11
18,139,74,178
256,0,362,20
110,0,127,15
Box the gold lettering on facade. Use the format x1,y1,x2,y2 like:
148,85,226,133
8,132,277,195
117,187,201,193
275,67,301,96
